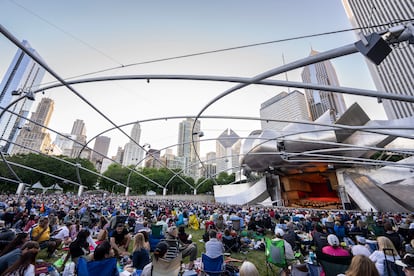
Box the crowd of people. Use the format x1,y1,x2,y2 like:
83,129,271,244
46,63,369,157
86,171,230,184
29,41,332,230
0,192,412,275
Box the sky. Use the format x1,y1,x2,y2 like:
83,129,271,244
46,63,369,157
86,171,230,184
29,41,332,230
0,0,387,158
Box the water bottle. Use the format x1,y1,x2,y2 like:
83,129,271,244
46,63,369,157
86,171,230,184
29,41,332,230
309,251,315,264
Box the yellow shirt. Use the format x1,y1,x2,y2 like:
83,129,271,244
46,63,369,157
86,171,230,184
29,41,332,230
31,225,50,243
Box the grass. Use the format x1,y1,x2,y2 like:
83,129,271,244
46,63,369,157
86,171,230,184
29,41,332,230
186,227,270,275
40,228,272,275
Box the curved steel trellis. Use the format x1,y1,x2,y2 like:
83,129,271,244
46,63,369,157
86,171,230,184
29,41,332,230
1,23,413,197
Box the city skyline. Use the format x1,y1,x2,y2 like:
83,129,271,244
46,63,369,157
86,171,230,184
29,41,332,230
1,1,393,158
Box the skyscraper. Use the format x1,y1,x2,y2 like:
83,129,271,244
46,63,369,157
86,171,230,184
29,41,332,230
216,128,241,176
0,40,46,153
177,118,201,179
91,135,111,171
122,122,143,167
301,49,347,121
70,119,88,158
342,0,414,119
12,97,54,155
260,90,310,131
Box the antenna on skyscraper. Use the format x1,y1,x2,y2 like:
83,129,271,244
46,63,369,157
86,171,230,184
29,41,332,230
282,53,290,93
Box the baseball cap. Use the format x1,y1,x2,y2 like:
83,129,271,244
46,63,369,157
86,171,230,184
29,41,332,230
327,234,340,246
167,226,177,236
396,254,414,269
154,241,168,257
275,228,285,237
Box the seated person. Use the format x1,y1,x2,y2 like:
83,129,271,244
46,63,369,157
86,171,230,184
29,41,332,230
215,215,226,232
178,226,192,244
349,219,369,238
396,253,414,276
322,234,351,257
283,222,302,251
274,228,294,260
239,261,259,276
51,220,73,249
311,223,329,252
337,255,379,276
163,226,198,270
93,240,115,261
0,241,39,275
131,232,150,270
141,241,169,276
222,228,240,253
351,236,371,257
78,240,119,276
384,222,403,254
188,213,199,230
30,216,58,258
0,232,29,258
369,236,401,276
155,215,169,236
62,229,91,268
109,223,131,257
205,230,224,259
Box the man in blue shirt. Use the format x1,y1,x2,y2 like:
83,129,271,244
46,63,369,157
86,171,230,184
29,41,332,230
205,230,224,259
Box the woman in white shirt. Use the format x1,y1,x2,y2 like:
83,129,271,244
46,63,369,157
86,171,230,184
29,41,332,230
369,236,401,276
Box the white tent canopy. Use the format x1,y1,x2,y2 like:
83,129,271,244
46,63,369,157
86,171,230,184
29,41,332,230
31,181,44,190
45,183,63,191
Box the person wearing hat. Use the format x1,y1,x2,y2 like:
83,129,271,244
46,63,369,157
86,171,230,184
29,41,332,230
273,227,294,260
163,226,198,270
396,253,414,276
141,241,169,276
351,235,371,257
322,234,351,257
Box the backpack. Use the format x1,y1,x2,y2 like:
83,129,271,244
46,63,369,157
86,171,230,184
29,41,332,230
383,249,404,276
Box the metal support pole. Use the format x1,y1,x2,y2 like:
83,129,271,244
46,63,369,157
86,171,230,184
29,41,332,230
78,185,84,197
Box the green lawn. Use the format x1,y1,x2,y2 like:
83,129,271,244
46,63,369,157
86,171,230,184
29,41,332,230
186,228,270,275
40,228,274,275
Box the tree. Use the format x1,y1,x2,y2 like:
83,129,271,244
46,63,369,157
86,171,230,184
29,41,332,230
216,172,235,185
0,153,98,192
100,163,129,194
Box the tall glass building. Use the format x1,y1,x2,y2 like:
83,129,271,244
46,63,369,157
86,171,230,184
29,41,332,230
301,49,347,121
343,0,414,119
0,40,46,153
178,118,201,179
260,90,310,131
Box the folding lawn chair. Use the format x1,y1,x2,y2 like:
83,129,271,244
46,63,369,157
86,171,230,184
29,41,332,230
201,253,225,276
